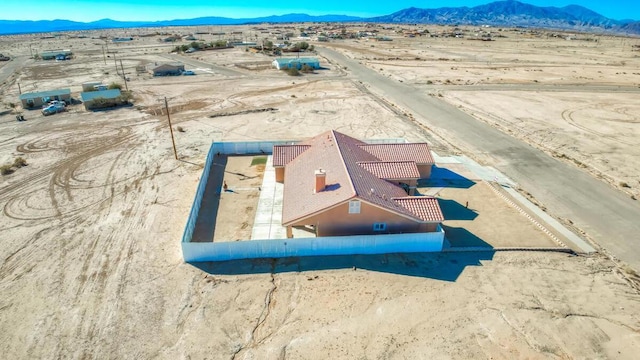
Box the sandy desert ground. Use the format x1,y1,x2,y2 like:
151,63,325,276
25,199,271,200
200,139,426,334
1,25,640,359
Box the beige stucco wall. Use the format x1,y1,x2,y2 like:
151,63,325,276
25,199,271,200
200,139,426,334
417,164,432,179
275,167,284,183
288,199,438,237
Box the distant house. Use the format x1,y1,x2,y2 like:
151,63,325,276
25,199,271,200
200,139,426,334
112,37,133,42
273,130,442,238
41,49,72,60
152,63,185,76
81,82,105,92
19,89,71,109
272,57,320,70
80,89,123,110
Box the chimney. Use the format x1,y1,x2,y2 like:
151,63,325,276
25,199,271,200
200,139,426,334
314,169,326,193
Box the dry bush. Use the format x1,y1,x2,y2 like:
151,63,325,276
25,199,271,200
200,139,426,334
13,157,27,168
284,67,301,76
0,164,14,175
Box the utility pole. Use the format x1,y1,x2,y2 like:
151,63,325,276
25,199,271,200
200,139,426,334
114,53,119,75
17,83,21,94
119,59,128,91
164,97,178,160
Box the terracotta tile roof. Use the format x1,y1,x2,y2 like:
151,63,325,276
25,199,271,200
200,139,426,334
273,145,310,167
357,161,420,180
282,131,356,224
392,197,444,222
280,130,442,225
359,143,434,165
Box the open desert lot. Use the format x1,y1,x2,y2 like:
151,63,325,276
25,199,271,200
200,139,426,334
1,24,640,359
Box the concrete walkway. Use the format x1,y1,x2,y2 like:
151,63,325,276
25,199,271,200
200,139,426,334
251,156,285,240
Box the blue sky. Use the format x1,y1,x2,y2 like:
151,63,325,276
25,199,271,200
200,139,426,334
2,1,637,22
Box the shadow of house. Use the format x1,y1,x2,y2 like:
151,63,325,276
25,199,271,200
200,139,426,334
419,166,476,189
438,199,479,221
191,155,227,242
80,89,125,111
191,251,494,282
442,225,493,248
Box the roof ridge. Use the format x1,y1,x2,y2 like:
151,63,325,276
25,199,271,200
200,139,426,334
391,195,436,199
356,160,417,164
331,130,357,197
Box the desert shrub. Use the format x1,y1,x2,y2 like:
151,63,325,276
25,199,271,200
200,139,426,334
301,64,314,73
284,67,301,76
213,40,227,48
176,126,185,132
620,181,631,188
108,82,122,90
119,91,133,103
0,164,13,175
13,157,27,168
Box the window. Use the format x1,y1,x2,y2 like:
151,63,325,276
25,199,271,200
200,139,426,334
348,200,360,214
373,223,387,232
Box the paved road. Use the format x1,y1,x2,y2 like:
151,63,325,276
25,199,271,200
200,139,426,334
318,47,640,269
162,53,244,77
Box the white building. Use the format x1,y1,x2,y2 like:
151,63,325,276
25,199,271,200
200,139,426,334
272,57,320,70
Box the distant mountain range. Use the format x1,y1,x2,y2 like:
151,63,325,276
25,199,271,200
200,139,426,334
370,1,629,31
0,1,638,35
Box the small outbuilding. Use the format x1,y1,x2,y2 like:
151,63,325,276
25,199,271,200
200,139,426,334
272,57,320,70
41,49,72,60
19,89,71,109
80,89,123,110
152,63,185,76
81,82,104,92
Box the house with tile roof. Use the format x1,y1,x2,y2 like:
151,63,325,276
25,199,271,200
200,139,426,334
274,130,443,238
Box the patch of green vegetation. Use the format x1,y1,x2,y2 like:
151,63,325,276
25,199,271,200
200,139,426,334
251,156,267,166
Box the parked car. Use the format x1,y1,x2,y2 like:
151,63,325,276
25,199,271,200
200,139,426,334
42,103,65,116
183,70,195,75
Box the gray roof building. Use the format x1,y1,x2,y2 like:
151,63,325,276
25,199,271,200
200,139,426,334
19,89,72,108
